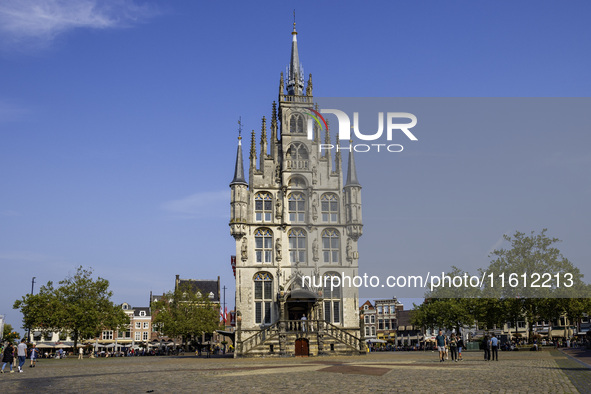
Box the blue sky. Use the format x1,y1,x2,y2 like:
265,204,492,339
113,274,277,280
1,0,590,333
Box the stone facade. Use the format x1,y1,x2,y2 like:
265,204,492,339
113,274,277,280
229,23,364,357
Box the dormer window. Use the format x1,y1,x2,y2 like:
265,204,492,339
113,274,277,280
208,292,214,300
139,311,146,317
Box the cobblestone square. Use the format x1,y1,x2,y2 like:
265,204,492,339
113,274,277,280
1,350,590,393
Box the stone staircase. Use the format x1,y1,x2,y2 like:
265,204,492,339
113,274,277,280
236,320,365,357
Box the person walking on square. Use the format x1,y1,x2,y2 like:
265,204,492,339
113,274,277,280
17,339,27,373
457,336,465,361
29,344,38,367
78,346,84,360
490,334,499,361
482,335,490,361
449,333,458,362
1,343,15,373
436,330,447,362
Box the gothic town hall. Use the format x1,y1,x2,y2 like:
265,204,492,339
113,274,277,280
229,23,364,357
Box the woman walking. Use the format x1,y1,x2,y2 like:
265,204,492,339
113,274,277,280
449,333,458,362
1,342,15,373
457,336,465,361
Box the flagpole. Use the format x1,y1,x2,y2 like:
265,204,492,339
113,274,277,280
222,286,227,326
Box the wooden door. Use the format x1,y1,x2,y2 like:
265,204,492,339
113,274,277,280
295,338,309,357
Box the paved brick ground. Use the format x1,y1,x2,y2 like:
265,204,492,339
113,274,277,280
0,349,589,393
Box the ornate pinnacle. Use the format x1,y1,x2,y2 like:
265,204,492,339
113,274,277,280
261,116,267,139
306,73,313,96
272,101,277,123
250,130,256,160
279,72,284,95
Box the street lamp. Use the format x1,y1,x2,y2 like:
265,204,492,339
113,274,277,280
26,277,36,342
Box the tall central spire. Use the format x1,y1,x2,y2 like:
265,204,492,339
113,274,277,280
286,15,304,96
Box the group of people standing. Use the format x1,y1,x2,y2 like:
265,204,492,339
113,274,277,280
435,330,501,362
435,330,465,362
481,334,499,361
1,339,39,374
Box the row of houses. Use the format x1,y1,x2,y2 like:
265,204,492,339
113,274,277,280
360,298,591,347
28,276,227,350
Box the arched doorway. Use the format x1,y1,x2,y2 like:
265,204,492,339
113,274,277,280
285,287,318,321
295,338,309,357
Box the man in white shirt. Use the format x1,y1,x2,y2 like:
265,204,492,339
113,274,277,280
17,339,27,373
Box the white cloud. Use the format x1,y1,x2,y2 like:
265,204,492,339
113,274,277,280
0,0,157,48
161,190,228,219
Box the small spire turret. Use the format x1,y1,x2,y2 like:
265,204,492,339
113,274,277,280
249,130,257,165
260,117,268,168
345,139,360,186
324,120,332,170
335,138,342,175
344,139,362,240
230,118,247,186
271,102,278,159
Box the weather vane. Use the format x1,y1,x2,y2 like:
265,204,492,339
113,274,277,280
238,116,242,138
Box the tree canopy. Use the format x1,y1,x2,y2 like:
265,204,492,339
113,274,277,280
2,323,21,343
412,230,591,336
151,283,220,349
13,266,128,349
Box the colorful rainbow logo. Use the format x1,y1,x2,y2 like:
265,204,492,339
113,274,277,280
302,108,328,131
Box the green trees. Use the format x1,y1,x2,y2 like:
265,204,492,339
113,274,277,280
13,266,128,349
412,230,591,338
151,283,220,350
2,323,21,343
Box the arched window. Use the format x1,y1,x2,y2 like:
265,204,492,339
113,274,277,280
286,142,308,160
254,272,273,324
289,113,305,134
286,143,309,170
288,228,307,264
254,192,272,222
254,228,273,263
288,192,306,223
321,193,339,223
322,229,340,263
323,272,341,324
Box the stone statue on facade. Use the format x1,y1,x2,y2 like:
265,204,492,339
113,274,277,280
275,197,282,220
346,238,353,262
241,238,248,261
275,237,282,261
275,164,281,184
